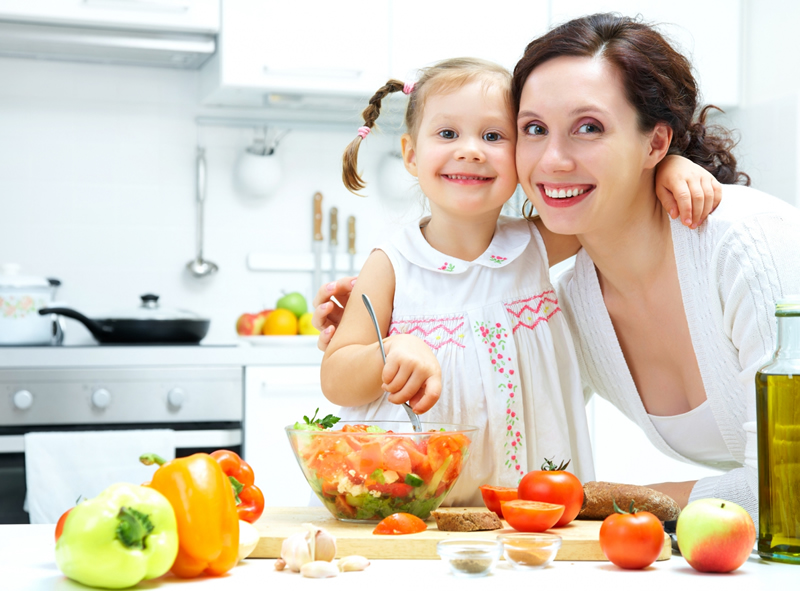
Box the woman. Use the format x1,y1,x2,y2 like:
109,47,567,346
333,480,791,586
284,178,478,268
313,14,800,524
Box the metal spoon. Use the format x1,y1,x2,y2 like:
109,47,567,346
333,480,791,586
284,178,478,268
187,147,218,278
361,293,422,432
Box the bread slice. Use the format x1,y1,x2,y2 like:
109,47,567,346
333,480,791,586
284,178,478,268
578,481,681,521
431,508,503,532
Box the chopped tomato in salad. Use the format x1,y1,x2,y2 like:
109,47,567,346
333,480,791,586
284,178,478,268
292,421,471,521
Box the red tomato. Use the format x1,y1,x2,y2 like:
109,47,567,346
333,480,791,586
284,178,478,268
334,495,357,519
359,441,383,475
518,459,583,527
501,500,565,532
599,509,665,569
54,508,72,542
373,512,428,535
368,482,414,498
479,485,518,518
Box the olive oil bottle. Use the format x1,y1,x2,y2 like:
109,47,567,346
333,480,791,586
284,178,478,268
756,297,800,564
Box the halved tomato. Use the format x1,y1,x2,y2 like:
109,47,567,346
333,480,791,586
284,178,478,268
373,512,427,535
501,500,565,532
479,485,518,518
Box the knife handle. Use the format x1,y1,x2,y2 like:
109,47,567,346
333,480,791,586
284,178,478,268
313,192,323,241
348,216,356,255
329,207,338,246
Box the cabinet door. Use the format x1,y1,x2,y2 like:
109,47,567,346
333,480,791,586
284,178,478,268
0,0,220,33
548,0,740,108
220,0,389,96
390,0,549,78
244,365,331,508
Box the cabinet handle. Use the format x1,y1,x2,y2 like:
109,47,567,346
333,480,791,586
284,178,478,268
82,0,190,13
262,66,363,79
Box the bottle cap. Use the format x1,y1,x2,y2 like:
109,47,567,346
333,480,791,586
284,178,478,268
775,295,800,316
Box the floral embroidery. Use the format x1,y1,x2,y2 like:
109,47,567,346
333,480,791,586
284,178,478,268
1,295,46,319
489,255,507,264
505,290,561,334
438,262,455,272
390,316,466,350
474,320,525,479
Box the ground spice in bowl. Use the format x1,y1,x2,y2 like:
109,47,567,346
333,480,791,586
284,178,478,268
497,533,562,570
436,540,503,577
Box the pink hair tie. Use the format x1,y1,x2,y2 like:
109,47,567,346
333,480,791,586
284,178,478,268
403,81,415,95
357,126,371,139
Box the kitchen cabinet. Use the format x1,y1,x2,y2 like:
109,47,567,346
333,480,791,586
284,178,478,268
244,364,327,508
0,0,220,33
201,0,390,107
548,0,741,109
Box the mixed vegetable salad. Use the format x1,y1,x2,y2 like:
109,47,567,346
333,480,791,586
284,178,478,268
288,411,472,521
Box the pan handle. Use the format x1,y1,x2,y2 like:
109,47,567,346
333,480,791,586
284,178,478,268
39,307,108,341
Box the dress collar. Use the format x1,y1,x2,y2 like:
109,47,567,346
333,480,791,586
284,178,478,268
394,216,531,274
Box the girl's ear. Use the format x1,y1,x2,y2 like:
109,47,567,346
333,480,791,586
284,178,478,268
401,133,418,177
645,122,673,169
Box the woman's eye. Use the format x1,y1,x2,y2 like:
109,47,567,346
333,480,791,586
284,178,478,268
525,123,547,136
439,130,457,139
483,132,502,142
577,123,602,134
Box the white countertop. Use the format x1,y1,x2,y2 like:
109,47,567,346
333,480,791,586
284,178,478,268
0,339,324,369
5,524,794,590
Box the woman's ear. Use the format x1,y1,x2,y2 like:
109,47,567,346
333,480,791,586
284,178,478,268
401,133,418,177
645,122,673,168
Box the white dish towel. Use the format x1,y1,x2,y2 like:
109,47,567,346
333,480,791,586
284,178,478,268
24,429,175,524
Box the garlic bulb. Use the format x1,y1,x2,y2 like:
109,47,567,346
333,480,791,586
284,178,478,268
337,555,370,572
300,561,340,579
279,523,337,572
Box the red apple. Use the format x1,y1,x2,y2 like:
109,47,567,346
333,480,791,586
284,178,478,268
676,498,755,572
236,313,257,336
254,309,273,335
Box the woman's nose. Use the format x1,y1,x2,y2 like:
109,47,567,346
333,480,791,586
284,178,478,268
539,136,575,173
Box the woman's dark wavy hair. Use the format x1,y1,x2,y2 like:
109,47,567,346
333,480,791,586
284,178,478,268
512,13,749,185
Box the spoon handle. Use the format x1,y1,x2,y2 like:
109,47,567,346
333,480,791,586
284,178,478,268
361,294,422,432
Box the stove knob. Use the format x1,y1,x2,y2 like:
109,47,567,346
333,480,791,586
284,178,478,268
167,387,185,408
91,388,111,409
13,389,33,410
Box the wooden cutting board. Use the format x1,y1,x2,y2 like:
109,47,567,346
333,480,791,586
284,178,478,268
250,507,671,561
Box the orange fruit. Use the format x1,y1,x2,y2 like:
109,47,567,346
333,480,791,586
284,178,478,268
261,308,298,335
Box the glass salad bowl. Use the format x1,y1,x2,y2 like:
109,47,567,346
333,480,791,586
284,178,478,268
286,420,478,522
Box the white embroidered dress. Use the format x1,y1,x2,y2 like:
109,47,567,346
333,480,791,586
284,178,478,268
339,216,595,507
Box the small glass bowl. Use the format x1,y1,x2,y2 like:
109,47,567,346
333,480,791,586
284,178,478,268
436,539,503,578
497,533,562,570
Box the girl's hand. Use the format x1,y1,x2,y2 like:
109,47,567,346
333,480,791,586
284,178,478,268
382,334,442,414
311,276,357,351
656,155,722,229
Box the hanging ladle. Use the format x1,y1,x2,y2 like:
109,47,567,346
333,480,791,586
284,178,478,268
187,146,218,278
361,293,422,432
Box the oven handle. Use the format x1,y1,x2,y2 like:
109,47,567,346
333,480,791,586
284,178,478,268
0,429,242,454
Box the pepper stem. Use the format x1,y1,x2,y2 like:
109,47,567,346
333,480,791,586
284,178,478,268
229,476,244,504
139,453,167,467
116,506,154,550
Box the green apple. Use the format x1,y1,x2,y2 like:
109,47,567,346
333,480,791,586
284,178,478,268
676,498,755,573
276,292,308,318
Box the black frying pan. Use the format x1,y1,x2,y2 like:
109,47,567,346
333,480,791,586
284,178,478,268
40,294,210,344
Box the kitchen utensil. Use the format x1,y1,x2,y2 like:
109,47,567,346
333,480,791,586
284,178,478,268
328,206,338,283
0,264,63,346
361,293,422,432
40,294,210,344
186,147,218,278
312,192,323,293
347,215,356,275
235,127,288,198
249,506,673,561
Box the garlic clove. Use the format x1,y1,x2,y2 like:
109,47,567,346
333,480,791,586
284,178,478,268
281,531,313,572
337,555,370,572
274,558,286,571
314,527,337,562
300,560,340,578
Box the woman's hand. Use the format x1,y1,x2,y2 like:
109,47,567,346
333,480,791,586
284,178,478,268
656,155,722,229
382,334,442,414
311,276,357,351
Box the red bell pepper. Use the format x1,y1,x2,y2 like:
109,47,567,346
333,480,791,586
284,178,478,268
210,449,265,523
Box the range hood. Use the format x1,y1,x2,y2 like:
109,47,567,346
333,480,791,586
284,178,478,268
0,20,215,69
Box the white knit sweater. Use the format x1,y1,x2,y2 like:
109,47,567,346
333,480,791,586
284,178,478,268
557,184,800,524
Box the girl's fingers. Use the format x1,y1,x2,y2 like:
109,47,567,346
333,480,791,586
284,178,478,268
387,370,426,405
408,376,442,414
712,179,723,213
655,184,679,219
383,362,411,394
316,325,335,352
687,178,705,228
699,176,715,225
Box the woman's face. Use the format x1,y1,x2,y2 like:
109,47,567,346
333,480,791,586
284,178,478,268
515,56,666,237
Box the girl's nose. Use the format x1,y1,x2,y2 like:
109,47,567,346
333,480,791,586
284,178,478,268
454,138,486,162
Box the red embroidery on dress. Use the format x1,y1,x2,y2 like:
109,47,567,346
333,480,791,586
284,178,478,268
505,289,561,334
389,317,467,349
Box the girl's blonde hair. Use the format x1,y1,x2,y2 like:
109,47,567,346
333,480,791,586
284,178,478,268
342,57,512,195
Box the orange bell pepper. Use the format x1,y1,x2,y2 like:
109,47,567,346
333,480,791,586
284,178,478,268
140,453,239,578
210,449,265,524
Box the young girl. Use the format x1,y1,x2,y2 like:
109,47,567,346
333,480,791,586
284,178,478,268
320,57,718,507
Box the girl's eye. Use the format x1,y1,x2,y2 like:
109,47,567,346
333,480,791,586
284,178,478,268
439,130,457,139
525,123,547,136
577,122,603,134
483,132,502,142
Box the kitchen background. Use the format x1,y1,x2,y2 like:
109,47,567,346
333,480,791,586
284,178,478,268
1,0,798,520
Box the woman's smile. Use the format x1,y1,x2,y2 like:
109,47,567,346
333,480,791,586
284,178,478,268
539,183,595,208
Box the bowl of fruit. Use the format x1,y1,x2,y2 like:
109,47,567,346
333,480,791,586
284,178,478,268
286,411,477,522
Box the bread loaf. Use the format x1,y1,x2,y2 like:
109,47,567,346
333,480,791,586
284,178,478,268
431,508,502,532
578,481,681,521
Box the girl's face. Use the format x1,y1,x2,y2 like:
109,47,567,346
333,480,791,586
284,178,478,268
402,80,518,222
515,56,669,236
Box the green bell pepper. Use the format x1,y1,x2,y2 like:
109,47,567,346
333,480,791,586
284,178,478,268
55,482,179,589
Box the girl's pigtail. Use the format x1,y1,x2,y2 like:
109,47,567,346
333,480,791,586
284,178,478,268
342,79,405,195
